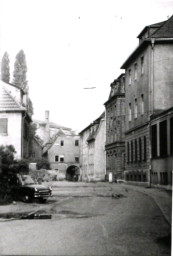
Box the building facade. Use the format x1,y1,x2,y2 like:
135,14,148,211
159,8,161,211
37,111,80,180
0,80,33,159
104,74,125,181
121,16,173,185
79,113,106,182
150,107,173,187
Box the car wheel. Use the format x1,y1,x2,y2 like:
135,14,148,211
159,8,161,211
39,198,47,203
22,195,31,203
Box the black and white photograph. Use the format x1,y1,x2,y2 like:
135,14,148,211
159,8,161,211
0,0,172,255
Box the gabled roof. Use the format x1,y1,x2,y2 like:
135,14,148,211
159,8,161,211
42,128,78,154
137,21,166,38
79,112,105,136
151,15,173,38
0,85,25,112
87,112,105,142
121,15,173,69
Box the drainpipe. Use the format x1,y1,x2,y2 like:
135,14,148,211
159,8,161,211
148,39,155,187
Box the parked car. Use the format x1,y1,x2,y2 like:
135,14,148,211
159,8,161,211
9,174,52,203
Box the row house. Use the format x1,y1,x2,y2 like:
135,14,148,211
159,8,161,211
79,112,106,182
120,16,173,186
0,80,33,159
104,74,125,181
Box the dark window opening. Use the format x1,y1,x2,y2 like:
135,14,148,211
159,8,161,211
143,136,147,161
151,125,157,158
60,157,64,162
160,120,167,157
135,139,137,163
131,141,133,163
139,138,142,162
55,155,59,162
143,174,146,182
75,157,79,162
127,142,129,163
75,140,79,146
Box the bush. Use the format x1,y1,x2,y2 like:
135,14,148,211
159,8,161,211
36,158,50,170
11,159,29,174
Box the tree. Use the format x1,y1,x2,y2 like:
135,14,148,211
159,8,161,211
13,50,28,89
1,52,10,83
0,145,16,166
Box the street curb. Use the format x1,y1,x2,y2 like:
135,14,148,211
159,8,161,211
121,184,172,226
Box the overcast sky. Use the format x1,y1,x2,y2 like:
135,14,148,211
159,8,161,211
0,0,172,131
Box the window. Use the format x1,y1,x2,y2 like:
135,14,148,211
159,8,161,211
139,138,142,162
135,139,137,163
170,117,173,155
160,120,167,157
60,156,64,162
128,69,131,85
141,94,144,115
151,125,157,158
131,141,133,163
141,57,144,74
75,157,79,162
0,118,8,134
134,99,138,118
75,140,79,146
134,63,137,80
129,103,132,122
143,136,147,161
55,155,59,162
127,142,130,163
60,140,64,146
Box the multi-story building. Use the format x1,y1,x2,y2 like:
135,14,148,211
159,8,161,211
38,111,80,180
0,80,33,159
79,112,106,182
104,74,125,181
121,16,173,185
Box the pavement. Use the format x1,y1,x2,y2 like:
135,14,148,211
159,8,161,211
0,181,172,225
120,183,172,226
45,181,172,226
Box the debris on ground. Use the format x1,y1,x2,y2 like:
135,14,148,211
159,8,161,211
112,193,124,199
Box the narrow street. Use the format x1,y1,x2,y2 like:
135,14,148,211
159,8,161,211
0,182,171,256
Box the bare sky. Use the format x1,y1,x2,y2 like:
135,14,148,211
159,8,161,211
0,0,172,131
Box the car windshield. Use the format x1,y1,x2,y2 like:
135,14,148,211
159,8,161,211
21,175,35,185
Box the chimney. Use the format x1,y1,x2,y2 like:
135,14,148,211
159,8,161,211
45,110,49,122
44,110,50,143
